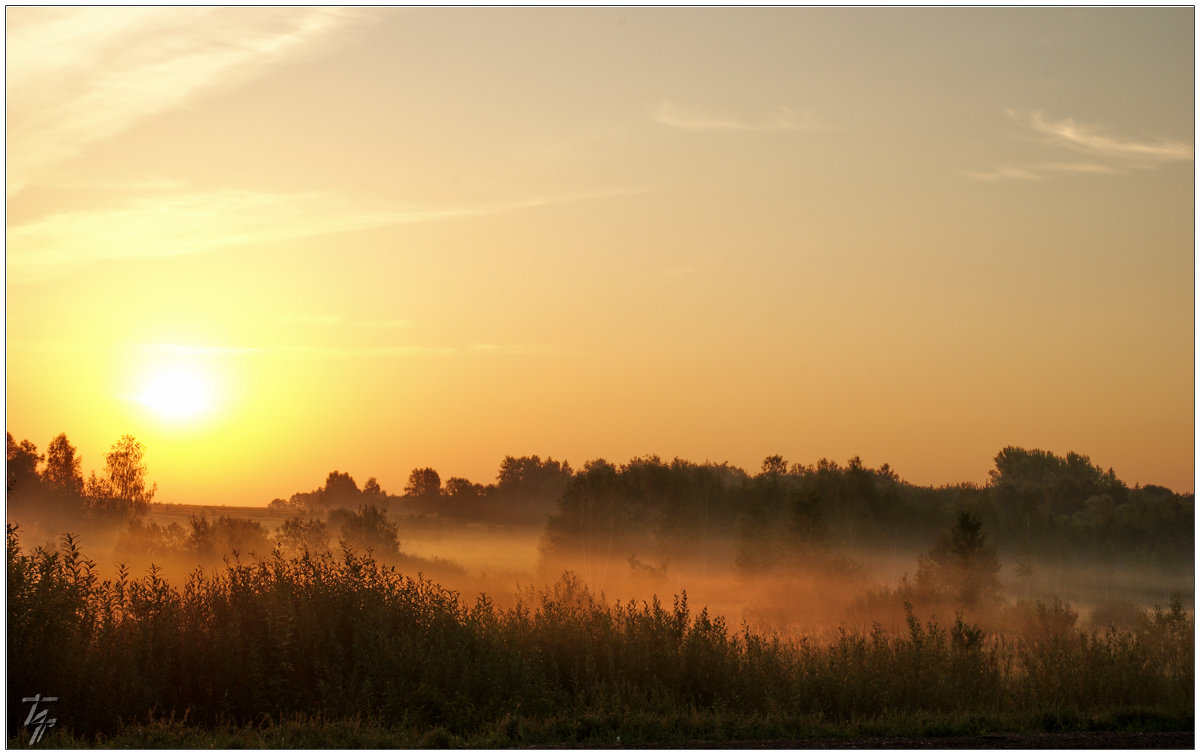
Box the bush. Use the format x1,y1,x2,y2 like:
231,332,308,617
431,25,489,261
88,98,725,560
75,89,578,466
329,505,400,558
6,526,1193,744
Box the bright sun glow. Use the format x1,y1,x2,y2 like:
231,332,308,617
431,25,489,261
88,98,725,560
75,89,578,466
134,364,215,422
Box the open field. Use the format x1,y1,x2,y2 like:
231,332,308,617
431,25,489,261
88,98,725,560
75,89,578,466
7,522,1193,748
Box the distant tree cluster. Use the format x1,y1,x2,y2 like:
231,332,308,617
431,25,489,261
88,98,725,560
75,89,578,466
7,432,156,531
539,455,750,577
269,470,385,513
271,455,573,526
536,448,1193,579
984,446,1192,563
9,428,1191,598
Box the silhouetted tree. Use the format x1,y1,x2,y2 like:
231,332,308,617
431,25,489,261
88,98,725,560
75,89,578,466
275,516,330,555
403,467,442,514
760,455,788,476
362,476,385,499
404,467,441,498
188,515,270,562
491,455,573,523
332,504,400,557
320,471,360,510
113,517,188,564
445,477,485,499
540,458,621,577
85,434,155,516
441,476,488,518
41,433,83,498
916,510,1002,608
268,497,303,512
6,433,42,494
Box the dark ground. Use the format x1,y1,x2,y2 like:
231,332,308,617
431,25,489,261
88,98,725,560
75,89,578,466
651,730,1195,749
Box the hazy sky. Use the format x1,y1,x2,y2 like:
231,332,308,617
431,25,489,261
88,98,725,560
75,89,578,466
6,7,1195,505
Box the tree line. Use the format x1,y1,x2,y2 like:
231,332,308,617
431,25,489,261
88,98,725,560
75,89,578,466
535,448,1193,575
7,432,155,523
268,454,573,526
7,430,1193,576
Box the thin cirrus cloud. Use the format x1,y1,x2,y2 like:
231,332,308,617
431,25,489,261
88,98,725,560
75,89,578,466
6,185,645,283
6,340,555,361
965,109,1192,182
6,7,354,195
653,101,823,132
276,313,415,330
137,342,551,360
6,189,469,283
1008,109,1194,163
962,162,1117,182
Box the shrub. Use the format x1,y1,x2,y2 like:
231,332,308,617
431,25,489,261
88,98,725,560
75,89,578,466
6,526,1193,745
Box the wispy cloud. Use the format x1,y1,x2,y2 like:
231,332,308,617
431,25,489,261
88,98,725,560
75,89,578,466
34,176,193,193
276,313,415,330
1038,162,1120,175
6,185,646,282
962,166,1044,183
962,161,1118,183
966,109,1191,182
7,189,454,282
7,340,555,360
653,101,822,132
6,7,354,195
1007,108,1194,163
138,342,551,359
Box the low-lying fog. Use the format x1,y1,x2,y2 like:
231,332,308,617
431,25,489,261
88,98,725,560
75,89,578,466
9,502,1191,644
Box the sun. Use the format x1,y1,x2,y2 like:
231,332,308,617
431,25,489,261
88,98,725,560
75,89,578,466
134,364,216,423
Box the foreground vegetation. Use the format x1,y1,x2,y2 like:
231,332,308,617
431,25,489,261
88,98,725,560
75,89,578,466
8,525,1192,747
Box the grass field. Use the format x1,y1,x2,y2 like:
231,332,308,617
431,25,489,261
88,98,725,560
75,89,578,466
7,524,1193,748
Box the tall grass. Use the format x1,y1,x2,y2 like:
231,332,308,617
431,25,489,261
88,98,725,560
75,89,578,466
6,525,1192,745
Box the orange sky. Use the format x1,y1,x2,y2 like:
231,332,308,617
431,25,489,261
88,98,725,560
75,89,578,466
6,7,1195,505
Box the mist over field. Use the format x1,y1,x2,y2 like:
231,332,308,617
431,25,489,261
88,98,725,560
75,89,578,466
6,6,1194,748
7,430,1195,746
9,434,1193,633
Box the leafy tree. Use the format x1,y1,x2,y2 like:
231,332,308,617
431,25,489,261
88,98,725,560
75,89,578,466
268,497,303,512
362,476,385,499
320,471,360,509
916,510,1002,608
988,446,1127,521
539,458,621,575
491,455,574,522
445,477,485,499
275,516,330,555
85,434,155,516
332,504,400,557
41,433,84,498
114,517,188,564
404,468,443,514
441,476,488,519
760,455,788,476
188,515,270,561
6,433,42,494
404,467,441,498
496,455,572,491
288,491,318,511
